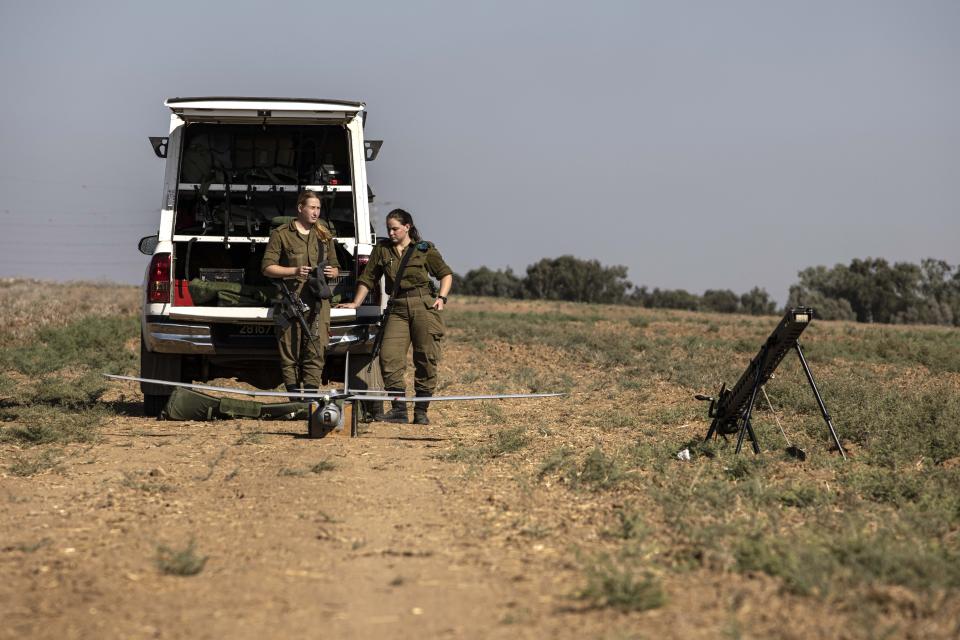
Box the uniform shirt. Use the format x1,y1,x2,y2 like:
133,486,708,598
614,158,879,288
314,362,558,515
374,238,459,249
357,240,453,294
261,220,340,287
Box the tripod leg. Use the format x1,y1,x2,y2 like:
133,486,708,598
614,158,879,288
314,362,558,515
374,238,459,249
795,344,847,460
704,416,721,442
745,420,761,454
736,347,767,455
350,399,359,438
734,417,747,453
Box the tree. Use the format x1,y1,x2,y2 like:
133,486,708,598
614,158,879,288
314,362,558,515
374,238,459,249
739,287,778,315
786,258,960,326
701,289,740,314
523,256,632,304
457,266,523,298
630,287,701,311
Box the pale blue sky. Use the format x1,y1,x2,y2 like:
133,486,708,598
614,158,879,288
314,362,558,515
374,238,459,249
1,0,957,302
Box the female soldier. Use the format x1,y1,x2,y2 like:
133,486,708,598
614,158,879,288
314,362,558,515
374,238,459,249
262,190,340,397
340,209,453,424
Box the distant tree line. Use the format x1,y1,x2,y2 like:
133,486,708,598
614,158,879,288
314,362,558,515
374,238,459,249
787,258,960,325
453,255,960,326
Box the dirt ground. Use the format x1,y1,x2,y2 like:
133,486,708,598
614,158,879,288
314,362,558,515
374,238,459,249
2,290,958,639
0,408,855,640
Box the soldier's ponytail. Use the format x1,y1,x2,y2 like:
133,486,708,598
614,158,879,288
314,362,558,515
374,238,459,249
386,208,421,243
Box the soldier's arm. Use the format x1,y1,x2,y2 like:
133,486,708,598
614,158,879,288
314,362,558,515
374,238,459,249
426,246,454,309
356,244,385,292
261,232,285,277
425,246,453,281
340,245,383,309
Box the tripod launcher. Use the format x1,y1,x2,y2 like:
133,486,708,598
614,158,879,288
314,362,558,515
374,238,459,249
696,307,846,458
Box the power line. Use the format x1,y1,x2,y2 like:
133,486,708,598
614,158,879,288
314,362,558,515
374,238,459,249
7,260,145,266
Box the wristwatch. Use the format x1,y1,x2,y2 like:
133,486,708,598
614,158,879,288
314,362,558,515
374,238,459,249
437,295,448,303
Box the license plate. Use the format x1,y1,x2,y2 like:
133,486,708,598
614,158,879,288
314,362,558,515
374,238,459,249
232,324,274,337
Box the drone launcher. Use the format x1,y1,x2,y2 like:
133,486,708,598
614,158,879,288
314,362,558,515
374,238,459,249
708,307,813,436
701,306,845,458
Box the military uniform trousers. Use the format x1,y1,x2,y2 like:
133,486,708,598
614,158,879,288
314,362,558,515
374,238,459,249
379,291,444,395
276,291,331,388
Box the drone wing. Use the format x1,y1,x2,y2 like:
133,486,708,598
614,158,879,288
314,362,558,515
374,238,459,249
104,375,563,403
103,374,392,400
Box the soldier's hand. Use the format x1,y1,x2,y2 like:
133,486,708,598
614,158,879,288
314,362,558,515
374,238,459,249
295,265,312,278
432,298,445,311
322,265,339,278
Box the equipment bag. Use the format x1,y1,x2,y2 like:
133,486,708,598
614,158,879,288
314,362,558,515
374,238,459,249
259,402,310,420
159,387,220,421
159,387,311,421
217,397,262,419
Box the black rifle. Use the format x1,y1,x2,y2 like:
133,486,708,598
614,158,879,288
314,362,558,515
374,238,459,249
274,279,313,337
697,307,846,458
369,298,392,359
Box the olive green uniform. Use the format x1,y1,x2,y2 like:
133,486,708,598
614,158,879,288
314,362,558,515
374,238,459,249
357,240,453,396
261,221,340,388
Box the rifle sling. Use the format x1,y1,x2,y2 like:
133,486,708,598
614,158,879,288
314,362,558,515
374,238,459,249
390,244,417,300
372,244,417,358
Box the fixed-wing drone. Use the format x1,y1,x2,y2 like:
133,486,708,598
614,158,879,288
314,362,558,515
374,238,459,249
105,354,563,438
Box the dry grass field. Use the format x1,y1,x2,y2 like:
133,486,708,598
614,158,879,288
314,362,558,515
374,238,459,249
1,279,959,639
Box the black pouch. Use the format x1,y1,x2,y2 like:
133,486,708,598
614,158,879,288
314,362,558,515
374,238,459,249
309,262,333,300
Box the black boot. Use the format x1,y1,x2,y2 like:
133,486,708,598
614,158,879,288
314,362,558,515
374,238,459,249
286,383,303,403
360,400,383,423
413,401,430,425
379,389,408,423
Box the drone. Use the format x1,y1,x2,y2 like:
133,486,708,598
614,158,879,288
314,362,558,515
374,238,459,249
105,353,563,439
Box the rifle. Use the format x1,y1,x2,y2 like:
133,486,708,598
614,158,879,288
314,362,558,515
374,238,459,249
273,279,313,337
370,298,392,359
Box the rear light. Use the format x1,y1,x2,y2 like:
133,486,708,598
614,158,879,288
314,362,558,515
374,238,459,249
353,254,380,306
147,252,171,303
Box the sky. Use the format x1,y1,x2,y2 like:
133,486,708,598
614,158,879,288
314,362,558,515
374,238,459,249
1,0,957,303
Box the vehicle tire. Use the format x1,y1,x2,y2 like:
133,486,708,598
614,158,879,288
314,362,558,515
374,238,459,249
140,334,181,417
144,394,169,417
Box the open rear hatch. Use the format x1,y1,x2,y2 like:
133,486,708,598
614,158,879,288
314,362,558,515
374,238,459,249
167,99,367,312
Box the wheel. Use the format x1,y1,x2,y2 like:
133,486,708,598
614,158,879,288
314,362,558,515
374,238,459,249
144,394,170,417
140,334,182,415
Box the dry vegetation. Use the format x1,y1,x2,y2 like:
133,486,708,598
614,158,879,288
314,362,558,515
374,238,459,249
1,280,959,639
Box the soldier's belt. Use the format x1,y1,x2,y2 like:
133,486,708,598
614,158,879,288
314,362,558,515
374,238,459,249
392,286,430,298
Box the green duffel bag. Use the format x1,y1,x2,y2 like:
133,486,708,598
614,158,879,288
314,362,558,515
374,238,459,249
259,402,310,420
159,387,220,421
159,387,310,422
218,397,262,419
188,279,273,307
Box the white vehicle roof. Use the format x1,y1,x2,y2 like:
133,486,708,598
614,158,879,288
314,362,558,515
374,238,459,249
165,97,365,123
166,96,365,111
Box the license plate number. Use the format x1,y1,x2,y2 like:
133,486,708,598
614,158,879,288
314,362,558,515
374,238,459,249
234,324,273,336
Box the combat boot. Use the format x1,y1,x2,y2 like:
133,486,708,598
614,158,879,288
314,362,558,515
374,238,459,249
285,383,303,402
412,401,430,425
379,389,408,423
360,400,383,423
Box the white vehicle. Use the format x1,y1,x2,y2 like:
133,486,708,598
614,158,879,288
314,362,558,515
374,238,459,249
137,97,385,415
